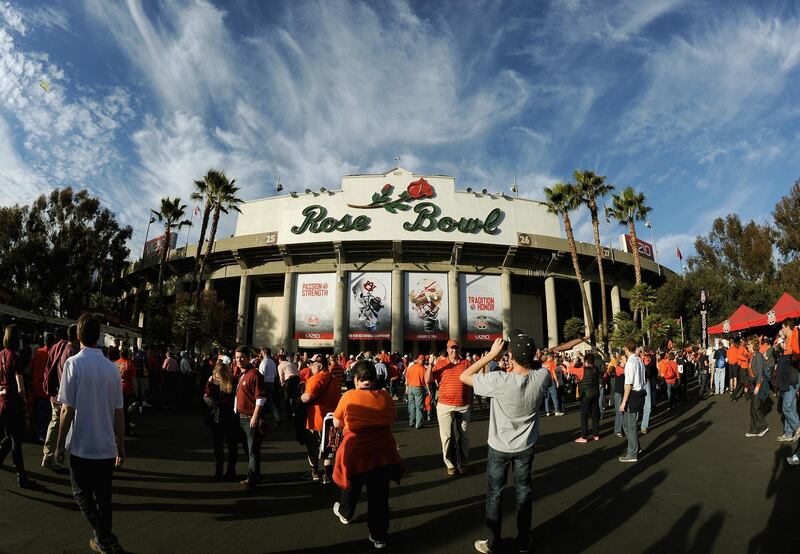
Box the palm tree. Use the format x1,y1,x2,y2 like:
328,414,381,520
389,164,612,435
574,169,614,350
607,186,652,286
541,182,596,348
630,282,657,337
153,197,192,295
189,170,221,299
195,171,243,304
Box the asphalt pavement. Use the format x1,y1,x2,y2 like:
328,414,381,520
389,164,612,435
1,390,797,554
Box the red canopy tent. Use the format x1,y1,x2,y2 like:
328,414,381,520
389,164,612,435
765,292,800,325
708,304,766,335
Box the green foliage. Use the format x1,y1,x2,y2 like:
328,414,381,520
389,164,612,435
630,283,657,317
563,317,585,341
690,214,775,283
642,313,679,349
773,178,800,260
0,188,132,318
172,290,239,347
142,296,172,347
610,311,641,350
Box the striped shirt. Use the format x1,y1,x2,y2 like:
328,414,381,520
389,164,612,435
431,358,472,406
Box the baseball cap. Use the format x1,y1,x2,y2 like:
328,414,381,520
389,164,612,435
508,330,536,366
446,339,459,349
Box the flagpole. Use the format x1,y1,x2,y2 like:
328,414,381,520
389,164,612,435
186,199,198,250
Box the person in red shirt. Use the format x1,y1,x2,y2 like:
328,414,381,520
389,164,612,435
426,338,472,475
30,334,55,443
114,350,137,436
726,340,741,394
405,355,427,429
234,346,266,491
300,354,342,484
660,352,679,410
732,341,753,402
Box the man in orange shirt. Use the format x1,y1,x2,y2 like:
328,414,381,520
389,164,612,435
426,339,472,475
405,355,427,429
726,339,741,394
300,355,342,484
113,350,137,436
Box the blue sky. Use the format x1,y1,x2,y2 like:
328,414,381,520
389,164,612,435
1,0,799,271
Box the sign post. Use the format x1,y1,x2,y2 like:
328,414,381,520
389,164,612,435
700,288,707,349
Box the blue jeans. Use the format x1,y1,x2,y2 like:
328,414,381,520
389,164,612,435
239,417,263,483
486,445,534,550
782,383,800,435
640,381,654,431
623,410,639,458
714,369,726,394
599,388,605,419
544,385,560,413
614,392,623,434
407,386,425,428
666,383,676,408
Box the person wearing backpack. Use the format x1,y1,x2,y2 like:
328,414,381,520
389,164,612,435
42,325,78,470
660,352,679,410
713,341,727,395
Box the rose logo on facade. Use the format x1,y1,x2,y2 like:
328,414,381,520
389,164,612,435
348,178,436,214
767,310,776,326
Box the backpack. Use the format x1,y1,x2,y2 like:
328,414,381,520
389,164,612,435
43,339,68,397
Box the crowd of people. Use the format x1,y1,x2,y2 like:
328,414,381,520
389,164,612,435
2,314,800,553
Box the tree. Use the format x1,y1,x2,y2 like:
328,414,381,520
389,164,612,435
773,178,800,261
690,215,775,283
642,313,679,349
0,188,132,318
610,311,641,351
152,197,191,295
563,317,585,341
575,169,614,349
630,283,657,332
607,186,651,286
172,290,239,347
189,170,218,299
541,182,596,348
195,171,243,305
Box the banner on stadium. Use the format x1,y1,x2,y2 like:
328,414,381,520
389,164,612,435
142,233,177,262
460,274,502,342
619,234,655,261
294,273,336,340
405,272,449,340
347,272,391,339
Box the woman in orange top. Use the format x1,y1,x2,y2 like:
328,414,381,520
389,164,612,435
332,360,403,550
300,355,341,483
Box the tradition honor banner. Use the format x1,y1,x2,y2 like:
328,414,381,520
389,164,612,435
460,274,502,342
294,273,336,340
405,272,449,340
348,272,391,339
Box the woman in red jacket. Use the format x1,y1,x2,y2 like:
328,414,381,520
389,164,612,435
332,360,403,550
0,324,36,488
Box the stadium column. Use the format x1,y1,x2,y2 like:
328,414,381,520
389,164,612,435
583,280,593,337
611,285,621,317
448,268,460,341
280,271,294,353
545,276,558,348
391,269,403,353
334,269,346,355
236,272,251,344
501,269,512,338
204,278,214,291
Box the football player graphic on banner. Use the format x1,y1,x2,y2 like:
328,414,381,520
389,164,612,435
352,276,386,332
409,276,444,333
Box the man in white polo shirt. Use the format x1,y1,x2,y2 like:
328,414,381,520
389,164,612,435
55,313,126,554
619,339,647,463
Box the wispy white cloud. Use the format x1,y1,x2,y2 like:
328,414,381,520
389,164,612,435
24,5,71,33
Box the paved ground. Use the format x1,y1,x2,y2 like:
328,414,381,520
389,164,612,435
1,389,798,554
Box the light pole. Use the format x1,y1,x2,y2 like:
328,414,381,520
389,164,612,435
141,213,157,260
700,288,708,350
644,220,661,276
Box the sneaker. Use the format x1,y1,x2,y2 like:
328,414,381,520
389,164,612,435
474,539,493,553
333,502,350,524
618,455,637,463
555,411,565,416
545,412,551,417
574,437,588,443
776,434,793,442
519,537,533,553
745,432,757,438
787,454,800,466
368,535,387,549
321,474,332,485
592,435,600,441
41,457,62,470
615,432,624,438
89,538,107,553
640,428,648,435
794,427,800,440
447,467,457,476
757,427,769,437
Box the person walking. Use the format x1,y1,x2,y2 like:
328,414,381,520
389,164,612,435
0,324,36,488
300,354,342,484
54,314,126,552
640,349,657,434
575,353,601,443
745,337,771,437
405,355,427,429
460,334,550,554
661,352,679,410
727,338,741,394
162,351,179,409
259,347,282,422
619,340,646,463
331,360,404,550
234,346,266,491
42,324,78,470
713,341,727,395
204,361,239,481
427,339,473,475
277,354,300,420
609,355,626,438
132,346,151,408
113,350,137,436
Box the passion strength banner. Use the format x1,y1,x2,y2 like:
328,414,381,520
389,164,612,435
461,274,502,342
294,273,336,340
405,272,449,340
347,272,391,339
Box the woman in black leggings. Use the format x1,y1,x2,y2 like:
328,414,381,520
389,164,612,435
203,361,240,481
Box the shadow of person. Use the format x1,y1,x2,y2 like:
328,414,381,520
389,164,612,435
643,504,725,554
747,444,800,553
